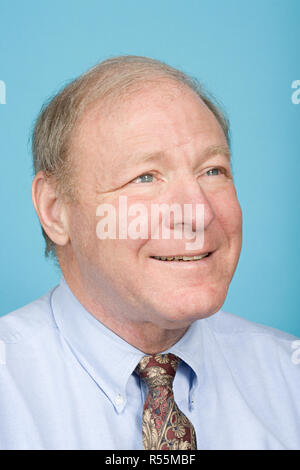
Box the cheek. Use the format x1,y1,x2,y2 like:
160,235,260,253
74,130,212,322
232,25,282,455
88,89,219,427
68,204,98,257
213,188,243,238
113,194,154,242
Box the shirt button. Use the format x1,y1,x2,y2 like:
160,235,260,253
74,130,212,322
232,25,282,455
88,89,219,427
115,394,124,406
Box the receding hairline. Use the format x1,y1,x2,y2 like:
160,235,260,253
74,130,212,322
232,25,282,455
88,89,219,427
33,56,230,181
62,60,230,169
68,76,229,157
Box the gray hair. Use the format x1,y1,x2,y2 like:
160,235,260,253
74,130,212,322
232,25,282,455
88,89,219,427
32,55,230,258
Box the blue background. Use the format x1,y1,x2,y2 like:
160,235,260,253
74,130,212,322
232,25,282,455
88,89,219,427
0,0,299,336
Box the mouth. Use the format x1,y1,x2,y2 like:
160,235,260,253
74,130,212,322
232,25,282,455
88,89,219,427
150,252,211,262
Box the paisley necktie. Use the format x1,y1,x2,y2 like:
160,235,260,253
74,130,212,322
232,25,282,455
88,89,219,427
136,353,197,450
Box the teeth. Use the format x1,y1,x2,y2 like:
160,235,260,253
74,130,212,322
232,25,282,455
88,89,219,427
152,253,209,261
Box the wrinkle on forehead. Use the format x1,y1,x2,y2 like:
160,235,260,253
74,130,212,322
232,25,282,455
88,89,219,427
75,79,205,138
71,81,228,191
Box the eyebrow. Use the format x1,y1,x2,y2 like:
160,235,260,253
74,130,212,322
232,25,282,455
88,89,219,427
204,145,231,160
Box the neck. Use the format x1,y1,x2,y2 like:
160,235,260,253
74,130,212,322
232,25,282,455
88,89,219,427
114,321,189,355
61,268,189,354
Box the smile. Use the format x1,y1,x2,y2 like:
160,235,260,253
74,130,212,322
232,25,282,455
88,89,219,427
150,253,210,262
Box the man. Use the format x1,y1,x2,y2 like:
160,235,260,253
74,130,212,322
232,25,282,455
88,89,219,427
0,56,299,450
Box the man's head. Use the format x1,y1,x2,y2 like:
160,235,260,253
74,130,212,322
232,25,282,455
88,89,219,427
32,56,230,258
31,56,242,345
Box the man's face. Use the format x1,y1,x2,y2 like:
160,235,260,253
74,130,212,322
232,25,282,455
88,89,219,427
64,82,242,329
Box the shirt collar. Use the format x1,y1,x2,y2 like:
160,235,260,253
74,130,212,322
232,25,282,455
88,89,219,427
167,320,204,384
50,276,204,412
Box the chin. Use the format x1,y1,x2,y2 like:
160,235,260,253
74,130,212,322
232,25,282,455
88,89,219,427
148,290,226,329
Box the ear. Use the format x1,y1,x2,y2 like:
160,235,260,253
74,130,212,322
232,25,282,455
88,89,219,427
31,171,70,247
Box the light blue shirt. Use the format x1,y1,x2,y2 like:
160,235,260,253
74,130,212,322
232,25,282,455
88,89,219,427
0,277,299,450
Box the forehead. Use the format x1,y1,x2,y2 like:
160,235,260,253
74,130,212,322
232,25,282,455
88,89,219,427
72,81,228,172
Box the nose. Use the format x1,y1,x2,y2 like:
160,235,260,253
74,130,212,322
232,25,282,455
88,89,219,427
166,173,216,233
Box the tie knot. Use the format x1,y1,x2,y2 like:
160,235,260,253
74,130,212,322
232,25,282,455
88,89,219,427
136,353,180,390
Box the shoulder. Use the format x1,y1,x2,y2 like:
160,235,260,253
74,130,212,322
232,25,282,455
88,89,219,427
0,286,65,397
203,309,300,378
200,311,300,446
0,286,59,347
205,308,298,342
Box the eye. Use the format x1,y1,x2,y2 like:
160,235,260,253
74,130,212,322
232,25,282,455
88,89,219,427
205,167,223,176
133,173,155,184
